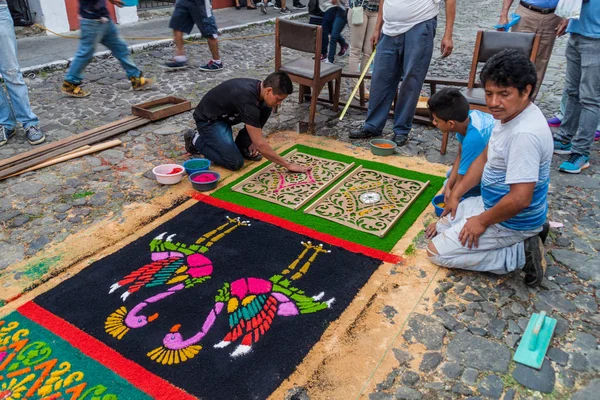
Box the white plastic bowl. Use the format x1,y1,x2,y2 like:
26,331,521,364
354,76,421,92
152,164,185,185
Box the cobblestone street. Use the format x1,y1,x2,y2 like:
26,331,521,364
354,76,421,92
1,0,598,398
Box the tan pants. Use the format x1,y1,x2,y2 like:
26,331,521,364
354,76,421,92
347,8,378,92
512,4,562,99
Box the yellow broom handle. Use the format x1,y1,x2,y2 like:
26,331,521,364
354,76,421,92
339,49,377,121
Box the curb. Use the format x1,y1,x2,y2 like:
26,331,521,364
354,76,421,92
21,12,308,76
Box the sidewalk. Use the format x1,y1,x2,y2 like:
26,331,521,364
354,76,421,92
17,7,307,72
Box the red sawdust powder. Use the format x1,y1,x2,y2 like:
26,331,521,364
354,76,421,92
191,173,217,183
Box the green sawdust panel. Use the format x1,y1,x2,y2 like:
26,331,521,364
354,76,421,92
0,311,150,399
212,144,444,252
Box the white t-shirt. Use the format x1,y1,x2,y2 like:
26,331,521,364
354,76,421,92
481,103,553,231
382,0,440,36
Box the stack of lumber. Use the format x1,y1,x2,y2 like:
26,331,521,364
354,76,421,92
0,116,148,181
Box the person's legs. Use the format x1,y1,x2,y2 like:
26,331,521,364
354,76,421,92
348,8,369,75
392,17,436,140
100,20,141,79
328,8,347,62
554,36,581,147
0,5,38,130
512,6,561,99
190,0,223,70
193,121,245,171
167,1,194,66
360,34,403,135
428,197,539,274
64,18,104,85
569,35,600,158
321,8,335,59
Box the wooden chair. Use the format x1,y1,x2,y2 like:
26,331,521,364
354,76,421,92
427,30,540,154
275,18,342,125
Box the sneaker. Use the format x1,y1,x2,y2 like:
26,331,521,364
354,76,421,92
61,81,90,98
280,7,291,13
259,2,267,13
240,146,263,161
293,2,307,8
559,153,590,174
266,1,274,5
0,125,16,146
199,60,224,72
164,58,188,69
130,74,154,91
349,129,381,140
539,221,550,244
338,43,349,57
595,130,600,142
184,129,200,154
553,139,572,155
25,125,45,145
547,116,562,127
523,235,546,287
393,134,409,147
323,59,332,64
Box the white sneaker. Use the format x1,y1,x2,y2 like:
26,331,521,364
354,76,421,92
267,1,274,6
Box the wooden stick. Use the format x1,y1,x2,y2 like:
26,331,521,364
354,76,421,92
339,50,376,121
0,116,139,170
4,140,122,178
0,118,147,180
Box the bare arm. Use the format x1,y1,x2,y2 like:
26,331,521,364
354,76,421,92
441,0,456,57
370,0,386,48
498,0,515,27
441,146,487,218
246,126,307,172
458,182,535,248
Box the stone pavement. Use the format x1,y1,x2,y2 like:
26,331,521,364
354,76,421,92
16,6,307,71
1,0,599,397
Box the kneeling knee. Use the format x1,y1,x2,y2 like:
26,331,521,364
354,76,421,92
427,241,439,258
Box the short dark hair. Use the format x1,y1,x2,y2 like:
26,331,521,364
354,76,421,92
263,72,294,95
427,88,470,122
480,49,537,98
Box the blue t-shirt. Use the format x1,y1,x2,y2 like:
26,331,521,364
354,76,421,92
567,0,600,39
455,110,494,197
481,104,553,231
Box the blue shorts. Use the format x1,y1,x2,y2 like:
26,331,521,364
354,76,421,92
169,0,219,38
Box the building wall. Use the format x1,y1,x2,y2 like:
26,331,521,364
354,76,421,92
28,0,70,34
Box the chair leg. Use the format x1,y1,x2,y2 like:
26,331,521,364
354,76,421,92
309,85,319,125
359,81,365,107
328,81,334,103
333,78,341,112
440,131,449,155
299,85,305,104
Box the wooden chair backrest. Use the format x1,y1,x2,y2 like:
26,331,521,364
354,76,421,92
467,31,540,88
275,18,323,83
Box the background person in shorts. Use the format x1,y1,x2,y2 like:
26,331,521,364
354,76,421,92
165,0,223,71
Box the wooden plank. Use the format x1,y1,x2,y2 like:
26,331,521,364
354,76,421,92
4,140,122,179
304,166,362,214
0,118,147,180
131,96,191,121
0,116,139,170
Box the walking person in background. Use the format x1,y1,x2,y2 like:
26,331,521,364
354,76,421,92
350,0,456,146
0,0,45,146
552,0,600,174
497,0,563,100
548,92,600,144
164,0,224,71
61,0,154,97
319,0,349,63
347,0,379,100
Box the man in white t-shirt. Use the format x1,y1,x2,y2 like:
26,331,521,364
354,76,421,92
350,0,456,146
427,50,552,287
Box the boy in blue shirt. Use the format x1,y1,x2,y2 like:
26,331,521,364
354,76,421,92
425,88,494,238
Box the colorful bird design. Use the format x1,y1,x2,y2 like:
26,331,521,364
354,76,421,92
104,217,249,340
148,241,335,364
